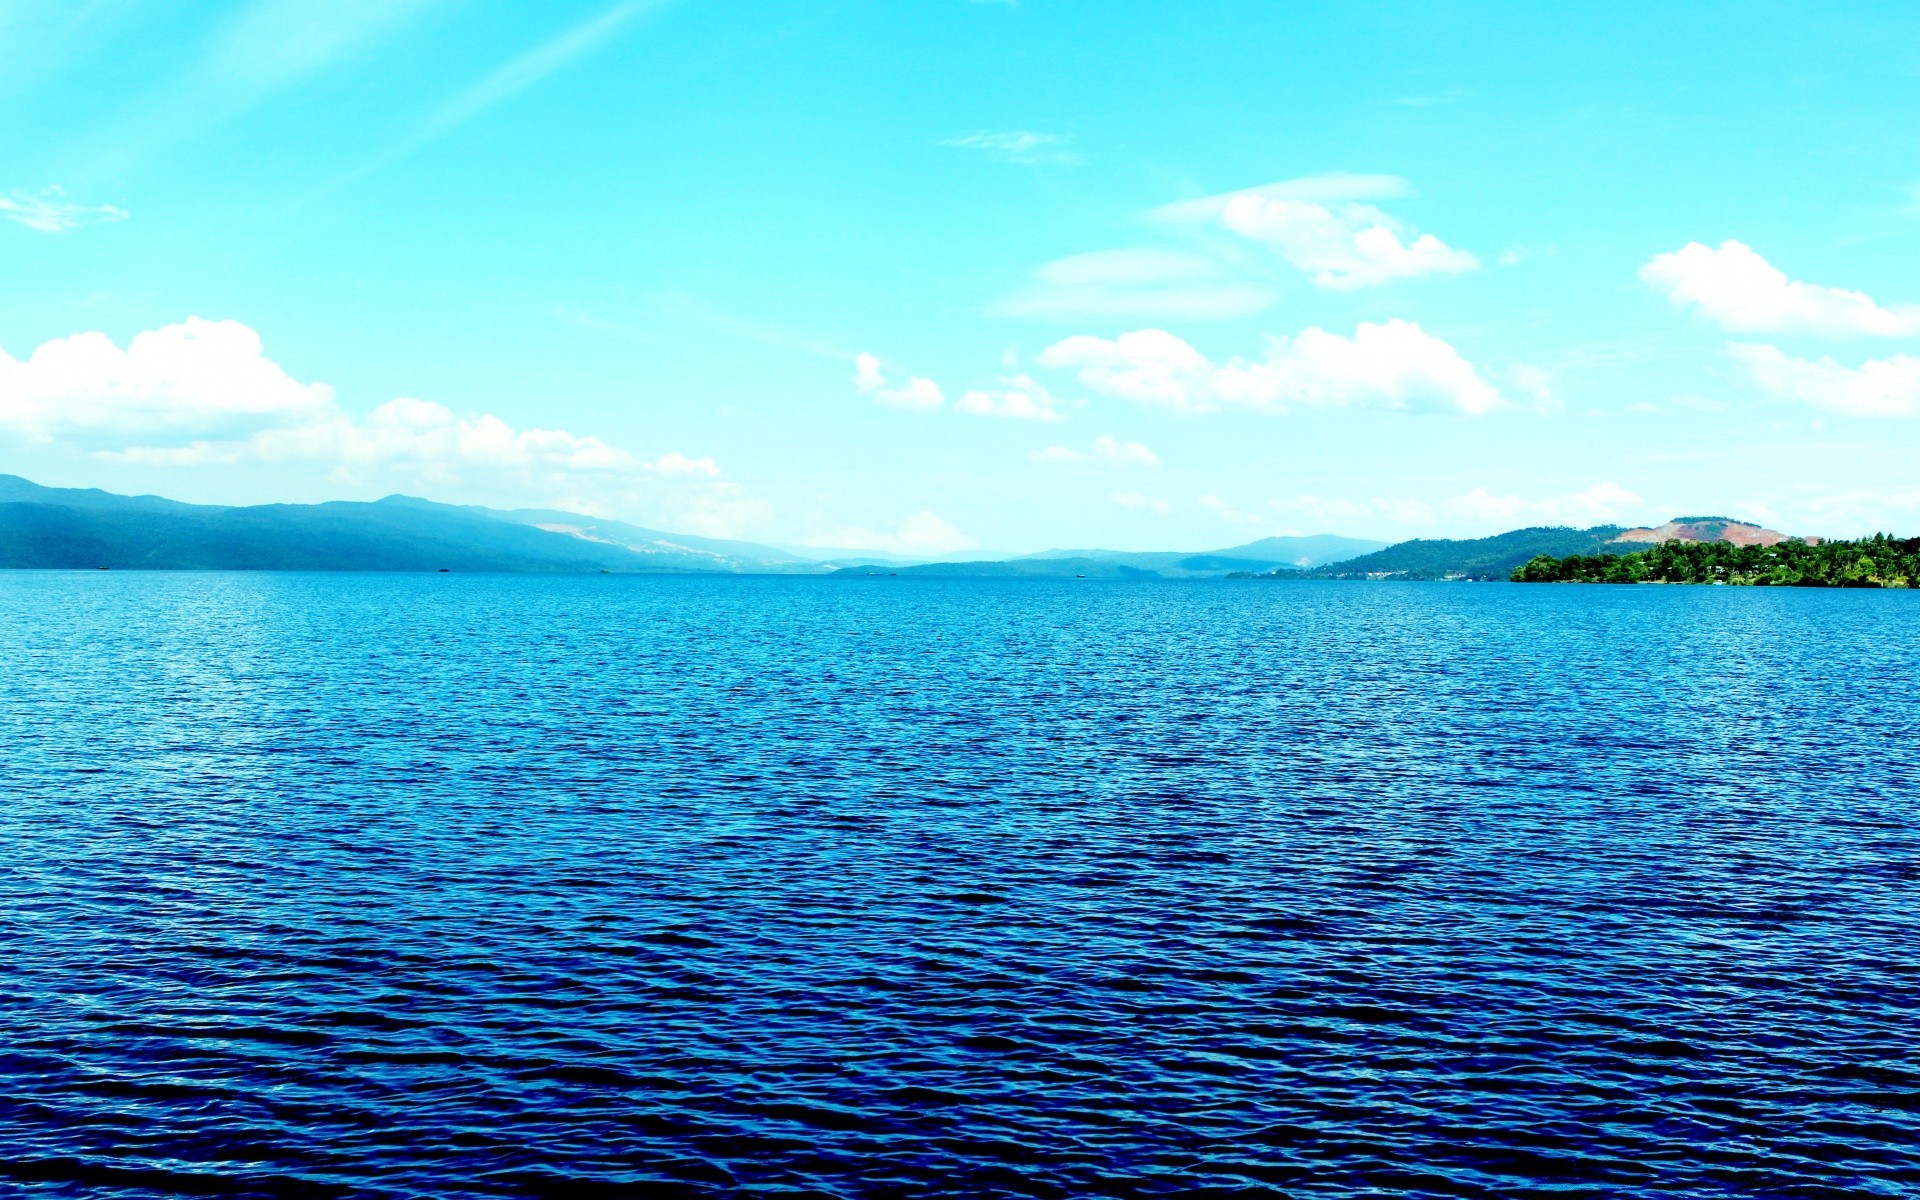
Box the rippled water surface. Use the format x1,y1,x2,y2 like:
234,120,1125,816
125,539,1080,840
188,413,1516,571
4,573,1919,1199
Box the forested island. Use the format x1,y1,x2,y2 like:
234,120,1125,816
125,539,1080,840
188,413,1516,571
1512,535,1920,587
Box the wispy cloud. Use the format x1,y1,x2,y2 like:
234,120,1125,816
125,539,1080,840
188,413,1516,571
327,0,670,193
1731,343,1920,417
1031,436,1158,467
417,0,665,143
208,0,450,90
943,130,1080,165
992,248,1277,321
0,0,144,99
0,185,127,233
70,0,452,178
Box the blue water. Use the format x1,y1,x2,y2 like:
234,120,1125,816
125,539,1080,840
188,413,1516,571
3,573,1918,1199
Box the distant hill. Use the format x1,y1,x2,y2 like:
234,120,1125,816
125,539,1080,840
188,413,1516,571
1612,516,1799,547
834,556,1169,580
0,474,1385,577
1303,526,1631,581
2,474,1803,584
1276,516,1805,582
0,475,821,573
854,534,1389,580
1015,534,1385,576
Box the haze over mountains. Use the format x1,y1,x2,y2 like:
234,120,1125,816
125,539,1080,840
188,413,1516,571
0,475,1802,581
0,476,1376,576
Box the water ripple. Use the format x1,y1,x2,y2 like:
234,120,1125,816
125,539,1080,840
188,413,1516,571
1,574,1917,1198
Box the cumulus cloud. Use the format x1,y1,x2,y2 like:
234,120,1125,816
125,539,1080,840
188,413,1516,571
0,185,128,233
1030,436,1159,467
1111,491,1172,514
0,318,333,440
854,352,945,410
1730,343,1920,417
1642,241,1920,337
956,374,1069,421
0,318,726,499
992,248,1276,320
1038,320,1503,415
1155,175,1477,290
942,130,1079,165
816,511,976,557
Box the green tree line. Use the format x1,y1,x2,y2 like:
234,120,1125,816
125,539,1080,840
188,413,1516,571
1511,535,1920,587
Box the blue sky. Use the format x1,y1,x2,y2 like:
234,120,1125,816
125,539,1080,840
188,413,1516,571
6,0,1920,553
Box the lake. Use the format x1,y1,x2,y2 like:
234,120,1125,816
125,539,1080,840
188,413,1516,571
2,573,1916,1198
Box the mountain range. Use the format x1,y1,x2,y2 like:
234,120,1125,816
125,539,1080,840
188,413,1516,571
0,475,835,574
0,475,1798,580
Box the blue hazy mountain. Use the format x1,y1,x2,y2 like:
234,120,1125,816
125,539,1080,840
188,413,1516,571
1018,535,1388,573
19,475,1703,580
0,476,1394,576
849,534,1389,578
0,476,825,573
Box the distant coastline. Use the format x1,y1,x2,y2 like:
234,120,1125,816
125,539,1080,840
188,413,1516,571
7,474,1905,585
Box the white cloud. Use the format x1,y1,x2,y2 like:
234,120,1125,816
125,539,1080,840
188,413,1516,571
1111,491,1172,514
956,374,1068,421
991,248,1276,320
1039,329,1211,409
98,402,642,474
0,318,334,439
1641,240,1920,336
818,511,976,557
0,185,128,233
853,352,945,411
1039,320,1504,415
942,130,1079,165
1030,435,1159,467
649,451,721,476
1731,343,1920,416
1155,174,1409,218
991,174,1468,320
0,318,726,496
1155,175,1477,290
